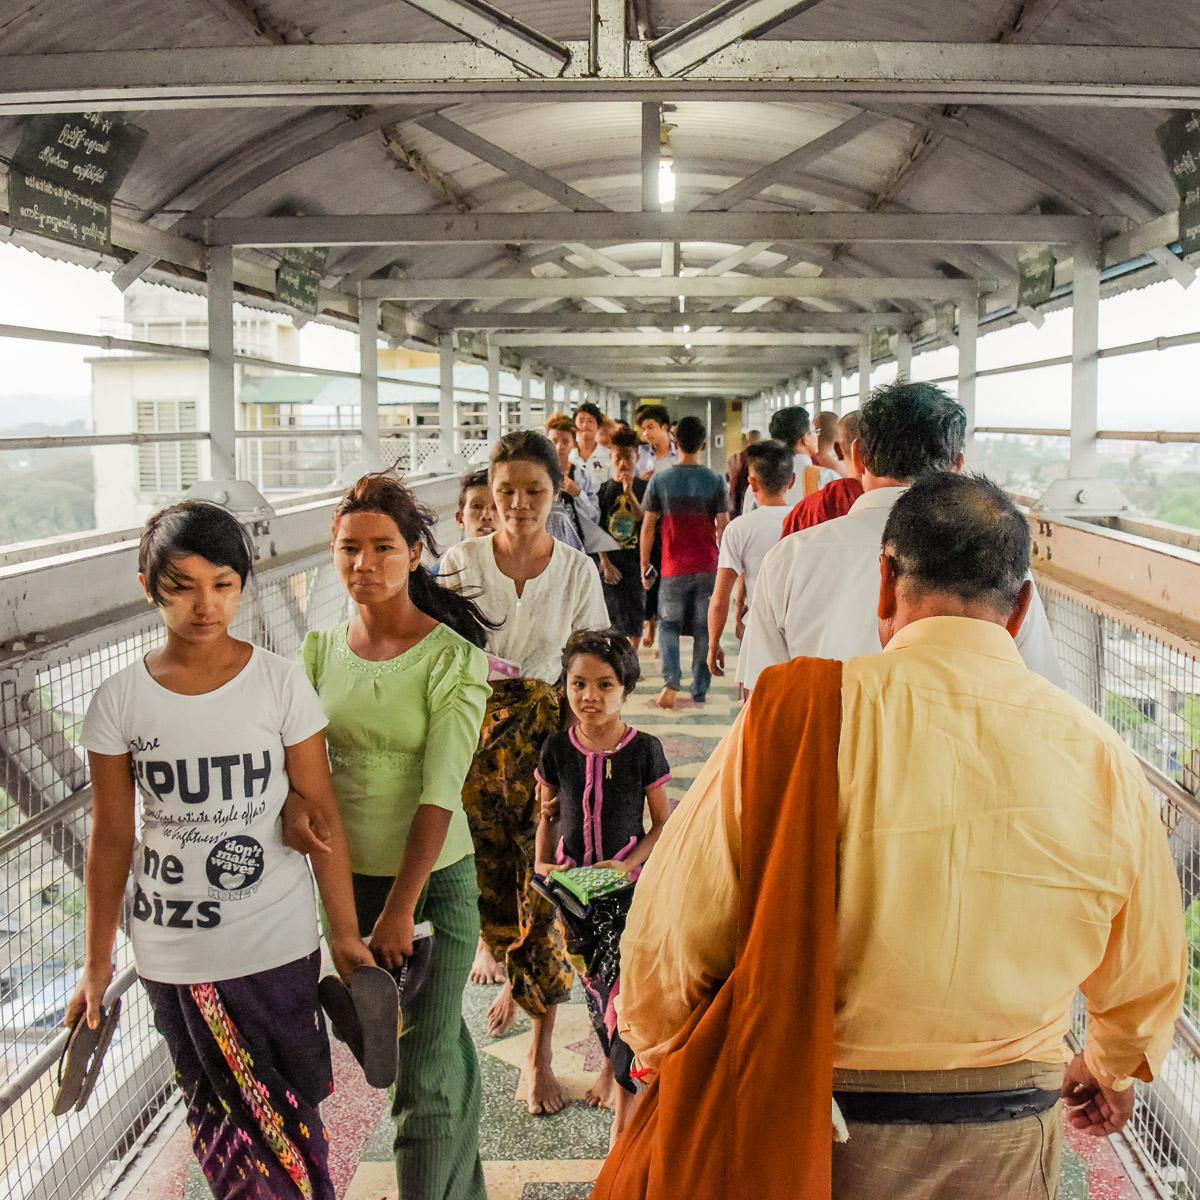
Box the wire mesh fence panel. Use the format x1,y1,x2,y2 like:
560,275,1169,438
1040,575,1200,1198
0,548,345,1200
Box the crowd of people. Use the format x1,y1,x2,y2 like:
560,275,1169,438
65,380,1187,1200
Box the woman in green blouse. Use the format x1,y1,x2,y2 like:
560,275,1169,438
302,474,495,1200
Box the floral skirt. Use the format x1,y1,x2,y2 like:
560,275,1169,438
142,951,334,1200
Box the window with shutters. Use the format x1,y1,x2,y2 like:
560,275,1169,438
136,399,199,495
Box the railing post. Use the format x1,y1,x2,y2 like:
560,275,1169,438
486,341,501,444
858,337,871,409
1071,240,1101,478
519,360,533,429
439,333,457,454
206,244,236,481
358,297,382,468
957,292,978,460
896,330,912,381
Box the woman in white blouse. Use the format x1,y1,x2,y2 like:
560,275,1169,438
440,430,608,1116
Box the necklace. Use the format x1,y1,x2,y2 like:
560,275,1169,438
576,722,628,753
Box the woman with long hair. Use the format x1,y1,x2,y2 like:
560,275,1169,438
440,430,609,1116
301,473,494,1200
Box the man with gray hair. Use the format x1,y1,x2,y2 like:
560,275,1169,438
741,381,1063,689
599,472,1186,1200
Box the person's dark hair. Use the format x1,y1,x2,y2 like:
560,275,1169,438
457,468,490,513
611,427,640,453
139,501,255,605
635,402,671,428
674,415,706,454
746,439,794,494
490,429,563,491
333,473,499,649
881,472,1030,615
575,402,604,424
562,628,641,696
858,382,967,482
615,418,630,430
768,405,811,450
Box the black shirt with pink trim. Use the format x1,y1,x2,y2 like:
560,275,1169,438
536,728,670,868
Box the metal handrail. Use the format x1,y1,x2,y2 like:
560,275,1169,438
0,787,92,857
0,963,141,1121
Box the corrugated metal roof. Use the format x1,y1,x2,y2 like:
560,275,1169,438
0,0,1193,395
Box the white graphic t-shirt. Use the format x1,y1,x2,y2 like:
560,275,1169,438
81,646,328,984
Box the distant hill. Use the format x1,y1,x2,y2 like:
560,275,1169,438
0,419,91,468
0,394,91,429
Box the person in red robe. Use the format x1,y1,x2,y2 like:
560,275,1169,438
783,411,863,536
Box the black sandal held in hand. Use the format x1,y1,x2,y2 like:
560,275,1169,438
319,924,436,1089
53,998,122,1116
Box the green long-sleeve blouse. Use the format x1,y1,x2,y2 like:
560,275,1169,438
301,621,490,877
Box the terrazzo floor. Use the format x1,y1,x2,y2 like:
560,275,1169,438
127,634,1147,1200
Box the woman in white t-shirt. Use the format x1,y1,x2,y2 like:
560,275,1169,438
439,430,608,1117
70,501,373,1200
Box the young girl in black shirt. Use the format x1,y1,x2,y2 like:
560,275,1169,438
534,631,671,1144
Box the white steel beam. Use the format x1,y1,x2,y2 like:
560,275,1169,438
359,297,382,466
594,0,627,77
439,335,458,452
858,337,871,408
8,43,1200,112
896,329,912,380
201,211,1099,247
415,113,610,211
444,310,916,329
519,359,533,427
207,245,236,481
697,242,775,276
360,276,972,301
691,110,885,212
641,103,661,214
957,294,979,453
563,244,636,275
490,331,861,346
396,0,570,77
831,358,843,417
486,342,502,440
650,1,830,77
1070,242,1100,478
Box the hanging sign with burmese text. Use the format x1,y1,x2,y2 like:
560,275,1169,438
1017,248,1055,309
1157,111,1200,256
8,112,147,252
275,248,328,315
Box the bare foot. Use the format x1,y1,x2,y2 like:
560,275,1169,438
486,981,518,1038
585,1060,616,1110
524,1057,567,1116
642,621,656,649
654,686,677,710
469,938,506,986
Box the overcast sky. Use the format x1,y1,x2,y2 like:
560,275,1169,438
1,240,1199,432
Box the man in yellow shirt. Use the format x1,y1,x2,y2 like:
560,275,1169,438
614,473,1186,1199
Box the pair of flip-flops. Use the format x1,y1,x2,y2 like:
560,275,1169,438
52,998,122,1116
319,925,435,1089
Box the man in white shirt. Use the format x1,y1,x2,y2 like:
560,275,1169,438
741,382,1064,690
706,439,792,678
570,402,612,485
746,406,819,511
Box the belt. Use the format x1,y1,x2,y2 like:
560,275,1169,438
833,1086,1061,1126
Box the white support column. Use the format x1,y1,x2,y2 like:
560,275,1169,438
831,359,844,417
486,341,501,443
206,245,236,481
1070,241,1100,478
896,330,912,381
358,297,382,468
439,334,457,454
810,367,821,410
543,367,557,420
957,293,979,459
858,337,871,408
519,360,533,429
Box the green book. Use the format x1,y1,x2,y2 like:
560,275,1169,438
551,866,634,905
